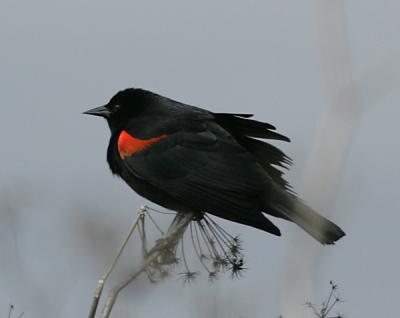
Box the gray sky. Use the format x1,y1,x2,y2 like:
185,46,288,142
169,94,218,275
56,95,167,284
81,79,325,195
1,0,399,317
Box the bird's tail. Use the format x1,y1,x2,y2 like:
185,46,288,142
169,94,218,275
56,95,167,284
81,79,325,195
266,186,345,245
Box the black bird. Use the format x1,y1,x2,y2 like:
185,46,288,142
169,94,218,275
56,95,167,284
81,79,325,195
84,88,345,244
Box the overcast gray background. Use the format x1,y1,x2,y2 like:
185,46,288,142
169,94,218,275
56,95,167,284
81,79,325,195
1,0,399,317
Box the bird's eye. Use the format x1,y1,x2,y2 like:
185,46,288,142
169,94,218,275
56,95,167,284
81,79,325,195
113,104,121,111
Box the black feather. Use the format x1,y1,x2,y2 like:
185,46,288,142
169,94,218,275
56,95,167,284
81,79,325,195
214,113,293,191
214,113,291,141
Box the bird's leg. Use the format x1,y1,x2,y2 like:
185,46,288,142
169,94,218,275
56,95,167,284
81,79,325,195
87,205,147,318
99,211,194,318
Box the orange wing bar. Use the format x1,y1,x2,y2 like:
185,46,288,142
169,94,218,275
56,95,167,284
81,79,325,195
118,130,168,159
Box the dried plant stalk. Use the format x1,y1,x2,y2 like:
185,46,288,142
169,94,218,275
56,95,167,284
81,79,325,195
88,205,245,318
88,208,194,318
88,206,146,318
99,211,193,318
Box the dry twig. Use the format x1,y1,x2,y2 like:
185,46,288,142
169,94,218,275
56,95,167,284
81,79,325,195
305,281,345,318
88,205,244,318
88,207,194,318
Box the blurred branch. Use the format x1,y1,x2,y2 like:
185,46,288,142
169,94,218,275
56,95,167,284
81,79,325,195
7,305,24,318
281,1,362,317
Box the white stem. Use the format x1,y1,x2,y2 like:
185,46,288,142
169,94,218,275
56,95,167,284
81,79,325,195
88,206,146,318
98,211,194,318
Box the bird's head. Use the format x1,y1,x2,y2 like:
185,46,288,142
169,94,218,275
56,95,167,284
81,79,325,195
83,88,151,130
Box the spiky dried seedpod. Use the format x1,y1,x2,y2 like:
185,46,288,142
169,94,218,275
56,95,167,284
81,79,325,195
137,206,246,283
229,257,245,278
179,271,199,284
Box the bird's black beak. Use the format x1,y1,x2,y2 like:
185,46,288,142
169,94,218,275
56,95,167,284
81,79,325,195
83,105,110,118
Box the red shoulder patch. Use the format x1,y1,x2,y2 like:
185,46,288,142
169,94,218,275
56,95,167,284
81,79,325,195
118,130,168,159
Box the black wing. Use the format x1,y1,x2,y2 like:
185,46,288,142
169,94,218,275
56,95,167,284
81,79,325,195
214,113,293,192
120,120,281,235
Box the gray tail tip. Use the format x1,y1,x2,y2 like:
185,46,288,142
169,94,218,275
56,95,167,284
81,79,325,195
321,225,346,245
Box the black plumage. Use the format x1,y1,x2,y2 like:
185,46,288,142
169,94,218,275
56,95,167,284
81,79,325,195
84,88,345,244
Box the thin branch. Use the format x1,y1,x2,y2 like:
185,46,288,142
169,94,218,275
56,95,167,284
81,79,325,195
98,211,194,318
88,208,243,317
87,206,146,318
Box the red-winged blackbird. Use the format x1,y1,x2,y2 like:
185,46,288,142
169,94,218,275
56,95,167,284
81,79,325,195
84,88,345,244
